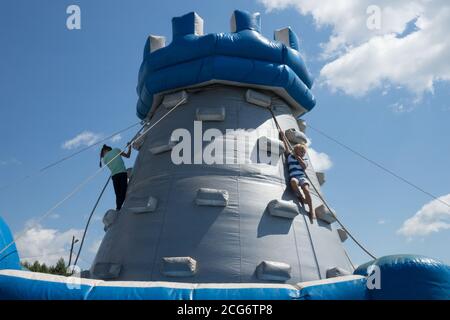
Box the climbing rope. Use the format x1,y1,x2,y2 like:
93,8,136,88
0,121,142,192
307,124,450,210
0,97,187,259
73,175,111,268
268,107,377,260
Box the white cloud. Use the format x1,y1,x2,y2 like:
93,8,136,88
308,147,333,171
62,131,102,150
89,239,102,254
389,102,413,114
260,0,450,98
16,221,83,265
397,194,450,238
0,158,22,166
110,134,122,143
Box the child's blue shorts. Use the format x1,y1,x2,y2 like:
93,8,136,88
290,175,309,187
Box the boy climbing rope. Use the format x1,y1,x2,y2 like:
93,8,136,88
100,144,132,210
280,132,316,221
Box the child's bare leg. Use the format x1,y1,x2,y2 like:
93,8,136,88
290,178,305,204
301,184,315,219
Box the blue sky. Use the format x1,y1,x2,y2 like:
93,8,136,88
0,0,449,269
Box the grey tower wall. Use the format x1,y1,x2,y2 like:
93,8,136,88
90,85,354,283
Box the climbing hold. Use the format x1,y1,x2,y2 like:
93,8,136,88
297,119,306,132
256,261,291,281
196,107,226,121
162,90,188,109
326,267,351,278
103,209,119,232
195,188,229,207
285,128,308,145
132,133,145,151
316,204,337,224
92,262,122,279
245,89,271,108
128,196,158,214
149,140,177,155
267,199,299,219
316,172,325,186
161,257,197,277
337,228,348,242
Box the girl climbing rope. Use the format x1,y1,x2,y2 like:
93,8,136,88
100,144,132,210
280,132,316,221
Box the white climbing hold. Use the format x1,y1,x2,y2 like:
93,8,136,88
149,140,177,155
316,172,325,186
326,267,351,278
93,262,122,279
196,107,226,121
103,209,119,232
297,119,307,133
162,90,188,109
316,204,337,224
161,257,197,277
256,261,292,281
337,228,348,242
245,89,271,108
267,199,299,219
128,196,158,214
195,188,229,207
285,128,308,145
132,133,145,151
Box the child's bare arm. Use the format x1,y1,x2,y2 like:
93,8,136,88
294,155,308,170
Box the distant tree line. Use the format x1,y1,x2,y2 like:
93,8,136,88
21,258,68,276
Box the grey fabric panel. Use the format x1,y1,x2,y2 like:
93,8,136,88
151,175,241,282
90,85,354,283
238,179,302,283
91,175,171,280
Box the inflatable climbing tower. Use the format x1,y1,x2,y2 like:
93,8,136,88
89,10,354,283
1,9,449,301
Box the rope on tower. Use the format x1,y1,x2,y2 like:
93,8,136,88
268,107,377,260
0,97,187,259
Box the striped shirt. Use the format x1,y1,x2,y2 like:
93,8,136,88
287,153,307,178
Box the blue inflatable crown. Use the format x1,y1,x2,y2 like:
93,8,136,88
136,10,316,119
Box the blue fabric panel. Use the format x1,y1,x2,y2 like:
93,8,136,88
298,278,368,300
1,271,371,300
0,273,299,300
283,47,313,89
87,285,194,300
354,254,450,300
0,274,92,300
172,12,200,38
0,217,20,271
137,55,316,119
193,287,299,300
233,10,261,33
136,98,147,120
286,28,299,50
209,55,255,82
215,31,284,64
3,257,449,300
135,10,316,119
146,34,216,71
